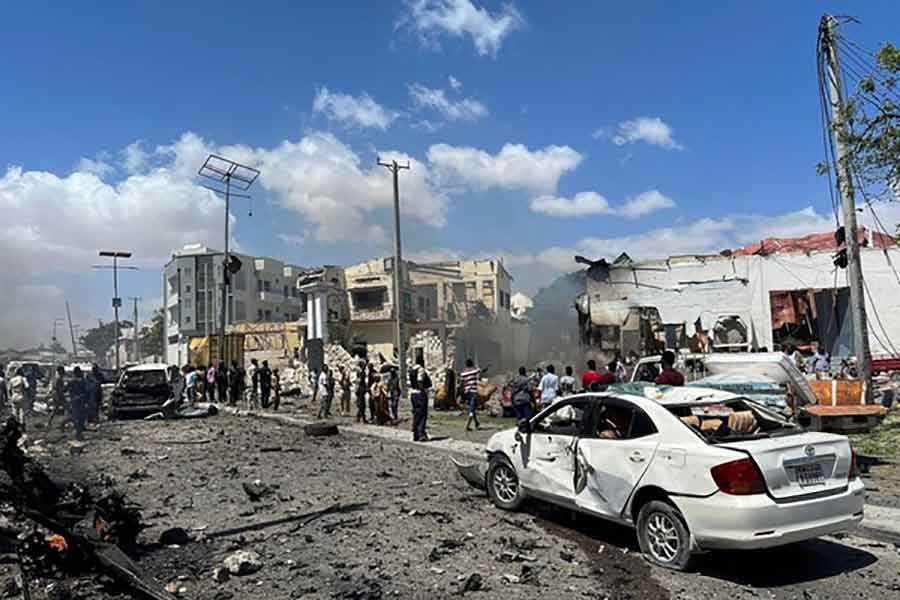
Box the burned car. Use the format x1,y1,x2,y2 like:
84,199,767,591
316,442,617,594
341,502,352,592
109,363,173,419
477,387,864,570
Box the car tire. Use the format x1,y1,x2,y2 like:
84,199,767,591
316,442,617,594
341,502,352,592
636,500,694,571
486,456,524,511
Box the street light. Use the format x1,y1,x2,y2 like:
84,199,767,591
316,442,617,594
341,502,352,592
94,251,136,375
198,154,260,364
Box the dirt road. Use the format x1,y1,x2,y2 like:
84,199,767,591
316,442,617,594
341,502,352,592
5,414,900,600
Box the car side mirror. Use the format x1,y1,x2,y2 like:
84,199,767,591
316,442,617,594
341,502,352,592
517,420,531,435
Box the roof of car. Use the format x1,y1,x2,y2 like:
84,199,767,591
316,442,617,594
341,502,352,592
125,363,170,372
567,384,740,408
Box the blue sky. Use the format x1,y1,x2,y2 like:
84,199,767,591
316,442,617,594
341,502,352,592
2,0,900,348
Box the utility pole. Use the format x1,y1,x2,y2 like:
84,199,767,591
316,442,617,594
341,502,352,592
65,301,77,357
199,155,260,365
96,251,135,374
377,157,410,397
130,297,141,363
821,14,873,400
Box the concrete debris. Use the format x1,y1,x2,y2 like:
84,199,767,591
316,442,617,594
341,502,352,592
212,567,230,584
223,550,262,576
242,479,274,502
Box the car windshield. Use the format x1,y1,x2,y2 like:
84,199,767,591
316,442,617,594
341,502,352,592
121,370,167,391
666,397,800,443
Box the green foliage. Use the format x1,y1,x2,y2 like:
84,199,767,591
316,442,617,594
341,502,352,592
80,320,133,363
140,309,164,358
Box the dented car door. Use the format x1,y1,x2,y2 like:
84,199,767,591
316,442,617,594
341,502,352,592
574,398,661,522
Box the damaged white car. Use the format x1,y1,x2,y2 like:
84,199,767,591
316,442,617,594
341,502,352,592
478,387,864,570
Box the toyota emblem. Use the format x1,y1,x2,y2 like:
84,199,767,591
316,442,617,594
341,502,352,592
804,445,816,457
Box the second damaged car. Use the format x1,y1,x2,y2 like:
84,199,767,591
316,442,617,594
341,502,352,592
478,387,864,570
109,363,173,419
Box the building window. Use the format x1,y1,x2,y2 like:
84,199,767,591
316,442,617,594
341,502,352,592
284,285,289,297
257,309,263,321
185,316,191,324
264,310,272,321
352,288,386,310
185,284,191,294
257,279,263,292
483,280,494,292
453,282,466,302
264,280,271,292
184,298,192,309
184,267,192,279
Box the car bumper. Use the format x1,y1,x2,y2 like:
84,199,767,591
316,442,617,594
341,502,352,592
672,478,865,551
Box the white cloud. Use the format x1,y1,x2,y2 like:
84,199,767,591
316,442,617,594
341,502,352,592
122,141,149,174
427,142,583,193
617,190,677,218
530,189,676,219
595,116,684,150
448,75,463,90
312,87,398,130
530,191,612,217
408,83,488,122
277,233,306,247
247,132,447,243
400,0,524,57
76,156,115,179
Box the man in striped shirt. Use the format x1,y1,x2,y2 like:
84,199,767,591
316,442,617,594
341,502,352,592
460,358,482,431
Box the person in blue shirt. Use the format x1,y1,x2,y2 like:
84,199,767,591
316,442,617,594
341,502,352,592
68,367,89,441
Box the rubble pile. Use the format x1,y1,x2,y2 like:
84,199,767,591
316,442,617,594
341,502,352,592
0,417,167,600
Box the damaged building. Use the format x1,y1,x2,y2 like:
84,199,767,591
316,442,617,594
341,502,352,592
575,228,900,359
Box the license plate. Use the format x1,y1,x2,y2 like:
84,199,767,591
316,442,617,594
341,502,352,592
794,463,825,487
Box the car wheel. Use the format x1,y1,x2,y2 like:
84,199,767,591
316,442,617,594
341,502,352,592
637,500,694,571
487,457,524,511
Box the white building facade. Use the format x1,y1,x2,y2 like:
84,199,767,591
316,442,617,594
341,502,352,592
163,244,306,364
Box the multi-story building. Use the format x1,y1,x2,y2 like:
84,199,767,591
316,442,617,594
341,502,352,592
163,244,306,364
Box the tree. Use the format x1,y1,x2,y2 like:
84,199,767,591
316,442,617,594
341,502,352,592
80,320,133,364
140,309,164,358
823,36,900,203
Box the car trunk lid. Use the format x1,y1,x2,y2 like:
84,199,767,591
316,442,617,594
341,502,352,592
720,432,852,500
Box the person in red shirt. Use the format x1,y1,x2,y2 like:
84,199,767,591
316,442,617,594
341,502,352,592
581,359,602,391
596,361,618,386
655,351,685,386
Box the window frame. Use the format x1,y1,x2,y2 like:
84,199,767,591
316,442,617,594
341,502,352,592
530,398,595,437
587,395,659,441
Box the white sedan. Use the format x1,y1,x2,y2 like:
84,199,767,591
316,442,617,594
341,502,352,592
482,387,865,570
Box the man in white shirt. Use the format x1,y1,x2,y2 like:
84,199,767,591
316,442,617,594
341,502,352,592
538,364,560,410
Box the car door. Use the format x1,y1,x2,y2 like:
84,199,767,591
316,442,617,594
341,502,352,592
574,397,661,522
519,399,593,505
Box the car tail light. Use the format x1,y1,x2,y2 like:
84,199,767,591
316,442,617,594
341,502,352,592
711,458,767,495
848,448,858,480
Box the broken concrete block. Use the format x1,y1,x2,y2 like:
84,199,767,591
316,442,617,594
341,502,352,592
224,550,262,575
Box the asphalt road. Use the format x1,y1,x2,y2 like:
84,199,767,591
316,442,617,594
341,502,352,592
5,412,900,600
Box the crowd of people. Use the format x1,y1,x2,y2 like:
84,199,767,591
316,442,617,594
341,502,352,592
0,362,105,439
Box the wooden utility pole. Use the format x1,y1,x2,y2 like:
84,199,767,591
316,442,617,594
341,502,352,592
378,157,410,397
822,14,872,400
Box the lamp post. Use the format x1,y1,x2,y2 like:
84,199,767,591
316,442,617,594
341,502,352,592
95,251,134,374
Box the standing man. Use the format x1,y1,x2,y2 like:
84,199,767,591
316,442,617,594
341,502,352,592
0,364,7,417
355,362,368,423
271,368,282,411
206,363,217,403
246,358,260,410
388,368,400,422
581,360,602,391
511,366,534,424
409,356,431,441
614,355,628,383
8,367,30,430
259,360,272,409
366,363,377,423
559,366,576,397
317,365,332,419
216,361,228,405
68,367,88,441
169,365,185,409
807,346,830,380
228,360,242,406
655,351,685,386
460,359,482,432
48,366,68,431
87,364,104,425
339,366,352,416
538,364,560,411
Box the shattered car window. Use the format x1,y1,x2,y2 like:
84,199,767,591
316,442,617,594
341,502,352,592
667,398,799,443
121,370,168,391
534,401,591,436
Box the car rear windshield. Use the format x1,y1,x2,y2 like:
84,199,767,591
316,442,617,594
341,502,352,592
666,398,800,443
121,370,167,391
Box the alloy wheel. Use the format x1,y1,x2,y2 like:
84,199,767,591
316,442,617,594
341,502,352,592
646,512,680,564
492,464,518,503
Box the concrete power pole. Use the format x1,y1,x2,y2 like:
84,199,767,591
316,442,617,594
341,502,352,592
822,14,872,400
378,157,410,397
130,297,141,362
